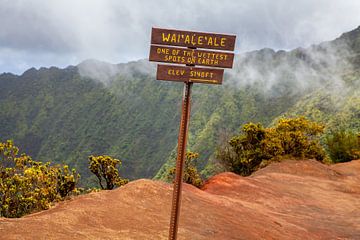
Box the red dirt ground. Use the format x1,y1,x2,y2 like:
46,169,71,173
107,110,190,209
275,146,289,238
0,159,359,239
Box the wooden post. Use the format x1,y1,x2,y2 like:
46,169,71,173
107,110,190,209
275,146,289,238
168,81,193,240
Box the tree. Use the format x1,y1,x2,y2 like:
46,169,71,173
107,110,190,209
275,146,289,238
167,151,203,188
88,155,128,190
325,129,360,163
217,117,327,176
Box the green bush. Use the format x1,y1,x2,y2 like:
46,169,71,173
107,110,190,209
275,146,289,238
217,117,327,176
88,155,128,190
56,165,80,198
325,129,360,163
167,151,203,188
0,140,80,218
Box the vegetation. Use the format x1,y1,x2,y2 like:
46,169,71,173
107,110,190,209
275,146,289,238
217,117,327,176
0,139,130,218
325,129,360,163
0,26,359,184
0,140,79,218
167,151,203,188
88,155,128,190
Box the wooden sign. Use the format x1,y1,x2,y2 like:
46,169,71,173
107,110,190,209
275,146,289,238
151,27,236,51
149,27,236,240
149,45,234,68
157,64,223,84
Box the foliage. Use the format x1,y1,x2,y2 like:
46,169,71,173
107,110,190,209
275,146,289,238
167,151,203,188
217,123,268,176
217,117,327,176
0,27,359,185
88,155,129,190
324,129,360,163
56,165,80,198
0,67,184,185
0,140,80,218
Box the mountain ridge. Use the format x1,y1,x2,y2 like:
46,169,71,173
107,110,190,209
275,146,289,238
0,26,359,184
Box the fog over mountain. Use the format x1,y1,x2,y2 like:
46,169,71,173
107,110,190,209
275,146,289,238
78,26,359,96
0,26,359,185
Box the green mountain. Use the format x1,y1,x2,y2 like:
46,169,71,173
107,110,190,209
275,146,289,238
0,26,359,185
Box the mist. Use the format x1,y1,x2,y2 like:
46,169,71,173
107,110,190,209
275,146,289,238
225,29,358,98
77,25,359,104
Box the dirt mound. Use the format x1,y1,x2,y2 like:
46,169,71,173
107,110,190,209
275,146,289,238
1,159,359,239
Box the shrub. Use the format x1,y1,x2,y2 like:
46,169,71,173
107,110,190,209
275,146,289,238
167,151,203,188
217,117,326,176
325,129,360,163
88,155,128,190
0,140,80,218
56,165,80,198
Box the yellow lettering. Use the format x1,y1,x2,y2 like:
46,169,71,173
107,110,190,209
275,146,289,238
183,50,193,57
168,69,186,76
189,70,214,79
157,47,169,55
171,34,177,43
214,38,219,47
220,37,226,47
184,35,190,44
207,37,213,46
171,49,180,55
186,57,192,64
198,36,203,45
163,32,228,49
191,35,196,46
162,33,171,42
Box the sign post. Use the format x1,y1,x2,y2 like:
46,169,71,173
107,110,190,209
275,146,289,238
149,27,236,240
169,80,192,240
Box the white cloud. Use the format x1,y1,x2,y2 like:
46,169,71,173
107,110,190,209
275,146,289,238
0,0,359,74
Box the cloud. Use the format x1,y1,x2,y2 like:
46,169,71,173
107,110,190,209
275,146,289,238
0,0,360,74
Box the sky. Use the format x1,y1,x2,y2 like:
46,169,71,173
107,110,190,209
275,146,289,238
1,0,360,74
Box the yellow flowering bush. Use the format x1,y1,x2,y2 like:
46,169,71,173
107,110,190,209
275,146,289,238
217,117,326,176
88,155,128,190
0,140,80,218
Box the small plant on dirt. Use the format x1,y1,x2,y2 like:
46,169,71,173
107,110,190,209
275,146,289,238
88,155,128,190
167,151,203,188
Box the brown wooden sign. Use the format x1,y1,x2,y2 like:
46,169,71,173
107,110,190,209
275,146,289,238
151,27,236,51
157,64,223,84
149,45,234,68
149,27,236,240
